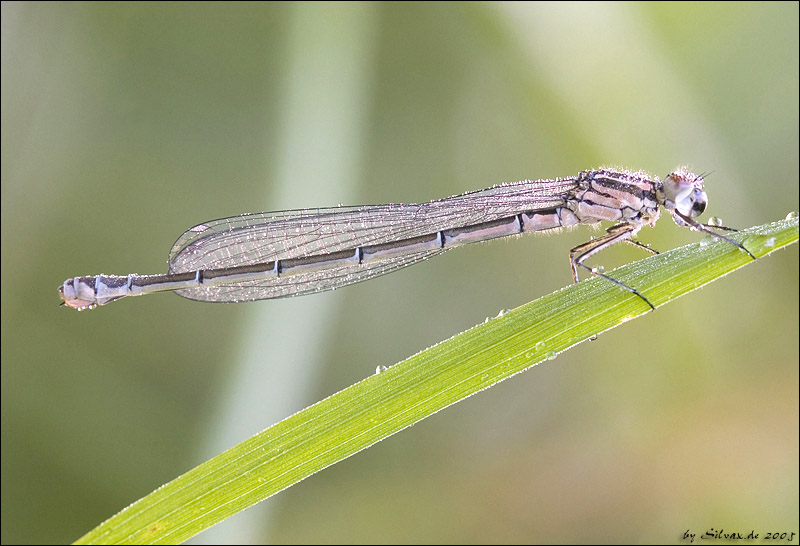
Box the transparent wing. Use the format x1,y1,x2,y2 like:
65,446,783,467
169,177,577,302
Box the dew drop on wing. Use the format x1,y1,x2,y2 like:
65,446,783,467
786,211,798,221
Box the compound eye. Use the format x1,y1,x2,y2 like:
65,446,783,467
691,191,707,217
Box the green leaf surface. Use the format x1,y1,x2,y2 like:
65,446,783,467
75,214,798,545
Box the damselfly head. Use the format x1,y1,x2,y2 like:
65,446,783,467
662,169,708,219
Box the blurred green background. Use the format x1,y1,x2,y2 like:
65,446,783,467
2,2,797,544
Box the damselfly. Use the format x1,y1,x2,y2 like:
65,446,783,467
58,167,753,311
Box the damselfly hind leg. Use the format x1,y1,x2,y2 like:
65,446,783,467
569,223,656,310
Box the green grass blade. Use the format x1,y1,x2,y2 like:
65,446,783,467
74,214,798,545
